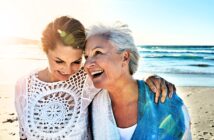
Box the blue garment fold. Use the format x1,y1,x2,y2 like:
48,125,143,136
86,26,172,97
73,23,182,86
131,80,185,140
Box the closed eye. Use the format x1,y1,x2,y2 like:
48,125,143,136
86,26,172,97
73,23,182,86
55,60,64,64
73,59,82,64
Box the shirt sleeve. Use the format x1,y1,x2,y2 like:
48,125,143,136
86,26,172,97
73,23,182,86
181,105,192,140
15,77,28,139
81,76,102,110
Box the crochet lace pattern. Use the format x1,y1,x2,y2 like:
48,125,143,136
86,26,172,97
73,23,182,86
15,68,99,140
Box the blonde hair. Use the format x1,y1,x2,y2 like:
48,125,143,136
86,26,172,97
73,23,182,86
41,16,86,53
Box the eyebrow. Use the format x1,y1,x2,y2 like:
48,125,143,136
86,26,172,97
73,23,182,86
92,46,103,51
73,58,82,62
55,57,82,63
55,57,63,61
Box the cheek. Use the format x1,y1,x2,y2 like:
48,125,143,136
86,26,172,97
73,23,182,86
48,61,60,71
71,64,81,71
107,61,123,76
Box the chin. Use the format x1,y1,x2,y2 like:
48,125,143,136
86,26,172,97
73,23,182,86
92,81,106,89
61,76,70,81
56,75,69,81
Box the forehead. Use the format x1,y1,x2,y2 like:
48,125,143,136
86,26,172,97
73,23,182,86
85,36,115,52
48,43,83,60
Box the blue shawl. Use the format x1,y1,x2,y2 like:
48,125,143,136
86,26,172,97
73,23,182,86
131,80,186,140
91,80,190,140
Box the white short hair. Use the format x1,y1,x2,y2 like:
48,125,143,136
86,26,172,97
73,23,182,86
86,23,139,75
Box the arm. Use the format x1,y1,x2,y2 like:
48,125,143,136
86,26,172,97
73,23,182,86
15,77,28,140
144,74,176,103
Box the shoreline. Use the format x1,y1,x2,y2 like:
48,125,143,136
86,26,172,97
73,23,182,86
0,85,214,139
134,72,214,87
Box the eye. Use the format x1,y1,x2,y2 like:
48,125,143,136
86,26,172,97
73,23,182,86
73,59,82,64
94,50,102,56
55,60,64,64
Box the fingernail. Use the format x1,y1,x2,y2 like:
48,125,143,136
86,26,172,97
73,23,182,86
161,98,164,103
155,97,158,103
153,88,156,92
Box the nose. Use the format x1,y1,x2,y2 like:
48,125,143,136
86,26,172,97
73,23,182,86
62,65,73,75
84,57,95,71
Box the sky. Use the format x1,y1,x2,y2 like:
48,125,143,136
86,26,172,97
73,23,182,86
0,0,213,45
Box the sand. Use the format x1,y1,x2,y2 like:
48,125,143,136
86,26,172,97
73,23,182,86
0,85,19,140
0,84,214,140
177,86,214,140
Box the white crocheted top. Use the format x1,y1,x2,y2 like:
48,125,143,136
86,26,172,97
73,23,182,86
15,68,100,140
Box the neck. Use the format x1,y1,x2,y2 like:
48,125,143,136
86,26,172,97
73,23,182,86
108,76,139,128
38,68,58,82
108,76,138,106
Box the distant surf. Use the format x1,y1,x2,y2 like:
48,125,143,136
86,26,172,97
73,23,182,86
135,45,214,86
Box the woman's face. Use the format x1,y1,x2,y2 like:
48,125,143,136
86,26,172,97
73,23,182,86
47,42,83,81
84,36,127,89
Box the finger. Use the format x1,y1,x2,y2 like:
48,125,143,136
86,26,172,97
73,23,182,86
145,78,157,93
160,79,167,103
167,82,174,98
153,77,161,103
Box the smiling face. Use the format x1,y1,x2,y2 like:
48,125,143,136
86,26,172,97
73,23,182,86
47,42,83,81
84,36,129,89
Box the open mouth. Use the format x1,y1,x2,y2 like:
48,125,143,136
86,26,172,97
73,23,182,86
91,70,104,78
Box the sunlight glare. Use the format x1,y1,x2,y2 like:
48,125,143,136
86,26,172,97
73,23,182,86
0,12,20,43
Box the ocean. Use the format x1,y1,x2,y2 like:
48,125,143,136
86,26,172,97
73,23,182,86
1,44,214,86
134,45,214,86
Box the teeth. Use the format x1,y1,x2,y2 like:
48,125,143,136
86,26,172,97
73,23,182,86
91,70,103,76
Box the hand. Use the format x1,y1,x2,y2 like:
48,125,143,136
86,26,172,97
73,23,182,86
144,75,176,103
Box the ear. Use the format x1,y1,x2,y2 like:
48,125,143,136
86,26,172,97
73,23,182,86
122,50,130,63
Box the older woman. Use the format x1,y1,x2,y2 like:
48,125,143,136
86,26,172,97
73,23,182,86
84,24,191,140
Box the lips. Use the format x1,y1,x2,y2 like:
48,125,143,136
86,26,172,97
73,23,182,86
57,70,70,79
90,70,104,78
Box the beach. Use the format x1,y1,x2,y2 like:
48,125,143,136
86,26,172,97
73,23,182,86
177,86,214,140
0,84,18,140
0,84,213,139
0,44,214,139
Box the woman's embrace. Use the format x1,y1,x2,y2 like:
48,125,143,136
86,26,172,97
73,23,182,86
15,16,188,140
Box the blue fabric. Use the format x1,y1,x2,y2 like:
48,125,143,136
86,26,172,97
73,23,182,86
131,80,186,140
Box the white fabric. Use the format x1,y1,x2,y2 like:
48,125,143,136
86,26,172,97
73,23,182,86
91,89,120,140
118,124,137,140
15,68,100,140
182,105,192,140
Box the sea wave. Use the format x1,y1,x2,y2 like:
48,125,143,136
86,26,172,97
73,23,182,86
137,46,214,54
188,64,213,67
138,49,214,54
141,69,214,75
142,54,206,59
204,56,214,60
